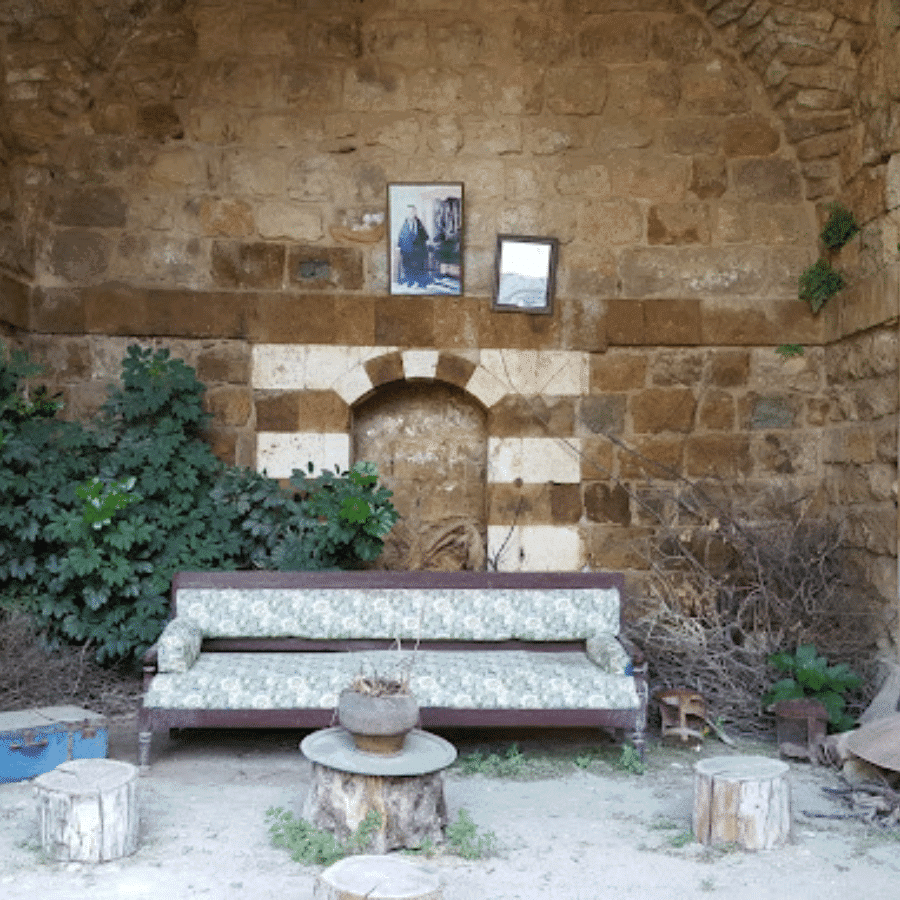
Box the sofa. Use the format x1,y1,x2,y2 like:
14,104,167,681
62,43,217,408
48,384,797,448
138,570,647,768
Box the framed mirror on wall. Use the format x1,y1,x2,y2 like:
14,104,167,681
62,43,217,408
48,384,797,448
388,182,463,296
492,235,559,315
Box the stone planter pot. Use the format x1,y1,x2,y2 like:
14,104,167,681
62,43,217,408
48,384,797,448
337,689,419,755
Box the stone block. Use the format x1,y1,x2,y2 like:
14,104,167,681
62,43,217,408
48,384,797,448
647,203,711,245
148,147,206,187
679,61,751,115
196,344,251,385
287,245,363,291
488,395,576,438
256,432,351,479
661,118,724,155
605,63,680,118
487,524,583,572
462,117,523,154
334,296,375,346
577,434,614,481
211,242,284,289
590,352,647,392
649,14,712,62
478,349,587,396
343,63,408,113
578,14,649,62
723,117,780,157
617,435,685,480
136,103,184,142
561,295,608,354
375,297,435,347
649,350,705,387
622,248,768,298
487,436,582,484
25,336,91,381
203,386,251,427
751,432,817,476
605,299,645,345
255,390,350,433
577,199,644,246
363,18,429,65
551,482,584,524
48,230,111,283
435,352,478,389
584,482,630,525
732,158,803,201
247,294,339,345
608,152,690,201
258,204,323,243
684,434,751,478
698,390,735,431
582,525,650,571
364,352,404,388
29,286,84,334
690,155,727,198
750,205,815,244
488,482,552,526
513,15,574,65
746,394,799,430
200,199,255,237
545,66,609,115
578,395,627,436
51,187,127,228
631,387,696,434
479,306,561,352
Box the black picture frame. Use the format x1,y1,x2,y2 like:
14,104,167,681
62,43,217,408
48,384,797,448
492,234,558,315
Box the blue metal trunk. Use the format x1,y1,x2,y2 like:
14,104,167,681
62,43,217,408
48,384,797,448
0,706,108,783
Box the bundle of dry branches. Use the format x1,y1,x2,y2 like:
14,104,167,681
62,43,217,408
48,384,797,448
623,492,877,738
0,606,142,719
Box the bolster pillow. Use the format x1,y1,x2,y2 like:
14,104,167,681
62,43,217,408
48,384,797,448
156,618,203,673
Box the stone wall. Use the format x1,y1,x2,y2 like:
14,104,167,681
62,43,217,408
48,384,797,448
0,1,898,647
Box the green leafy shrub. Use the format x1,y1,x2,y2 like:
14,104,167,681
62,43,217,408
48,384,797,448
799,258,845,313
820,203,860,251
761,643,861,731
266,807,382,866
0,343,398,663
445,808,498,859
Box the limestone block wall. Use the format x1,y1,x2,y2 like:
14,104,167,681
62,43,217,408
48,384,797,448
0,1,897,646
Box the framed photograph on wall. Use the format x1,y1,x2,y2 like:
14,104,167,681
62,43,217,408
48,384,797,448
492,234,559,315
388,182,463,295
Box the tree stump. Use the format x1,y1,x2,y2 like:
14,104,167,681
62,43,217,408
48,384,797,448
33,759,139,862
304,763,447,853
693,755,791,850
314,855,443,900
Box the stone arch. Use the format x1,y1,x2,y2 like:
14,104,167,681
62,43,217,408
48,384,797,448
352,374,488,572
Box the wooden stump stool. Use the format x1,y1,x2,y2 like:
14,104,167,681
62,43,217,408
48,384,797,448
33,758,139,862
314,855,443,900
304,763,447,853
693,755,791,850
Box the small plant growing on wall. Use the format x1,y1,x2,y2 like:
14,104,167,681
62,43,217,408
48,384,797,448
798,203,859,314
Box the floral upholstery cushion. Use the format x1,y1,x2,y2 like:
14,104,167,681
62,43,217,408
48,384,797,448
174,587,622,641
144,649,641,712
156,618,203,673
584,634,631,675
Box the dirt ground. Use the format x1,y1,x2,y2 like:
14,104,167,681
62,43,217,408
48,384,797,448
2,718,900,900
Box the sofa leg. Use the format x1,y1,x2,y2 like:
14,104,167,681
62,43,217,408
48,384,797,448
138,731,152,774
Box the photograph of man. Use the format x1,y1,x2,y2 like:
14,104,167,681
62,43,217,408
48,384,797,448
397,205,430,289
388,183,463,296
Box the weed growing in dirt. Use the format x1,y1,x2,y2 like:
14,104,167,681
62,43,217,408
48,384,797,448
615,744,646,775
445,808,498,859
700,876,717,891
265,807,381,866
668,830,695,848
456,743,529,777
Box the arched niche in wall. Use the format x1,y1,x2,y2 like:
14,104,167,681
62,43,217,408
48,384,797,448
352,380,487,571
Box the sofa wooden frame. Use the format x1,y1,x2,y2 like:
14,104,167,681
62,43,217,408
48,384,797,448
138,570,648,768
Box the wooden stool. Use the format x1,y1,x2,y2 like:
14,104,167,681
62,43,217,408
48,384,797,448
304,763,447,853
693,755,791,850
33,758,139,862
314,855,443,900
657,688,707,744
